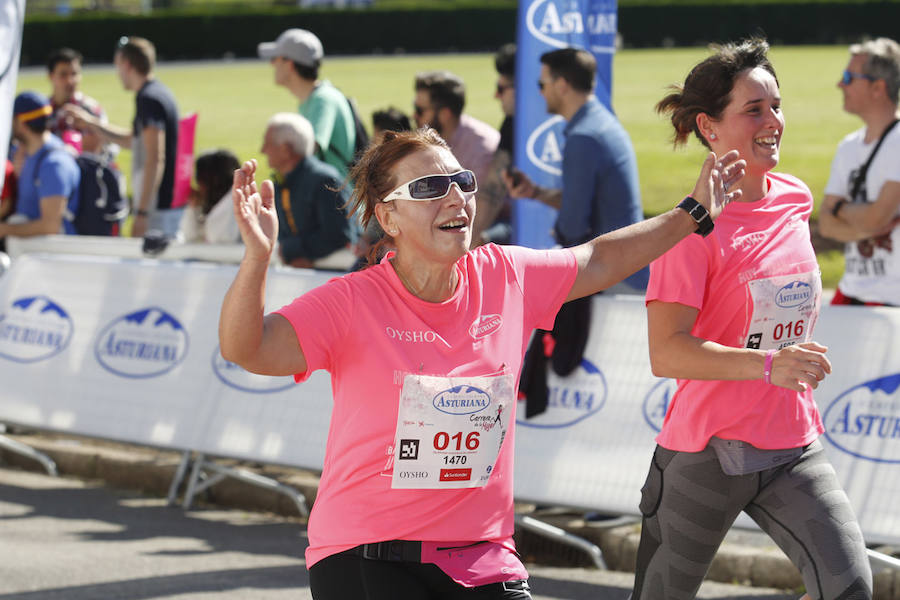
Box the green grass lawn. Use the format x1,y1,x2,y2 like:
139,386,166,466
15,46,856,285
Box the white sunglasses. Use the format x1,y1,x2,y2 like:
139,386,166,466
381,170,478,203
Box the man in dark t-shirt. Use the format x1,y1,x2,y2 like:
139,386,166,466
64,36,180,238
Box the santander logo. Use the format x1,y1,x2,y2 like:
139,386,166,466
469,314,503,339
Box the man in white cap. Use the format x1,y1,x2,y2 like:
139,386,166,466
258,29,358,179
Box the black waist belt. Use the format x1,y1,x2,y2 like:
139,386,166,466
349,540,422,562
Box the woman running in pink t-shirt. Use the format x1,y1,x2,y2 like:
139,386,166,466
219,128,742,599
630,38,873,600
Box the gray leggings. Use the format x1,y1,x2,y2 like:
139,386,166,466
631,440,872,600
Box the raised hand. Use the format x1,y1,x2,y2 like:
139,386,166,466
690,150,746,221
232,159,278,263
769,342,832,393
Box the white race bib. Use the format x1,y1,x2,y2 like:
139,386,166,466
391,372,514,490
745,270,821,351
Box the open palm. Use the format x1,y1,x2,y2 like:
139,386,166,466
232,159,278,261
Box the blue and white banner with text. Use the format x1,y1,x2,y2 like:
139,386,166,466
513,0,618,247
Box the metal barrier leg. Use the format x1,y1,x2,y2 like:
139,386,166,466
0,433,58,476
515,513,607,569
166,450,193,506
868,548,900,573
178,454,308,517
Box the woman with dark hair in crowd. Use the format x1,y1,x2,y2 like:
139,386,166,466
629,38,873,600
219,127,742,599
180,149,241,243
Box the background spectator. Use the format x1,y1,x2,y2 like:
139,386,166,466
46,47,107,156
372,107,412,143
413,70,500,192
180,149,242,244
258,28,358,179
260,113,356,270
0,91,80,239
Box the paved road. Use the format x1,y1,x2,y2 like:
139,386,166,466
0,467,796,599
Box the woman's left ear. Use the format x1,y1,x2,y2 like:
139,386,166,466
374,202,398,236
696,113,716,143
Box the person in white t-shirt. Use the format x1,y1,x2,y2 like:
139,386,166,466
180,149,242,244
820,37,900,306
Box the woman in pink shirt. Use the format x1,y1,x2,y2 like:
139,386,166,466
629,39,872,600
219,128,742,599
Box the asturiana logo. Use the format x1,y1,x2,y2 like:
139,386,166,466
94,307,188,378
526,116,566,176
0,295,73,363
517,358,606,428
823,373,900,464
775,281,812,308
469,314,503,340
526,0,618,53
211,346,295,393
433,386,491,415
642,378,676,433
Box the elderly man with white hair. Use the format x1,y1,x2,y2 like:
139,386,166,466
260,112,356,270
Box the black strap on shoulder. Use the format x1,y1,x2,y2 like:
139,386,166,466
849,118,899,201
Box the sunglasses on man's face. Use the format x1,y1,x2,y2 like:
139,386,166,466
841,69,876,85
381,170,478,203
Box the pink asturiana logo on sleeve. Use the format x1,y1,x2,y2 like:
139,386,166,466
469,314,503,339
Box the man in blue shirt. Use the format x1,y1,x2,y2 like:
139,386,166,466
506,47,647,291
0,91,80,240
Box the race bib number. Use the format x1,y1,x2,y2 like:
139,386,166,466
745,270,821,351
391,373,514,490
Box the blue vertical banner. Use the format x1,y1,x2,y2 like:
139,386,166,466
0,0,25,199
513,0,618,248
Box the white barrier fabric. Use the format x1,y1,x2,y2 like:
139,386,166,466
0,254,332,468
1,254,899,543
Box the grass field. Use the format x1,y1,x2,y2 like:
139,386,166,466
15,46,855,284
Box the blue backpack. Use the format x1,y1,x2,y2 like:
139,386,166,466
73,154,128,236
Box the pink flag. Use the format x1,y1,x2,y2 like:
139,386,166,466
171,113,197,209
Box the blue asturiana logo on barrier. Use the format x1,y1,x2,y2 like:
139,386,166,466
212,346,295,394
517,358,606,428
433,386,491,415
0,295,73,363
823,373,900,464
775,281,812,308
525,0,618,54
642,378,675,432
94,307,189,378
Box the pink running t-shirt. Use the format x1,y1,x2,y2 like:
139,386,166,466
275,243,577,583
647,172,824,452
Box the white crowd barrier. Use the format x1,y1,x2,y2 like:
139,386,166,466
1,249,899,544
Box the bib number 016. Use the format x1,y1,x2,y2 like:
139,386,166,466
773,319,804,340
433,431,480,451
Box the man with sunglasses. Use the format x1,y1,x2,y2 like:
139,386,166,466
504,47,647,293
413,70,500,214
820,37,900,306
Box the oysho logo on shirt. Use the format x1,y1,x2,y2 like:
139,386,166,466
0,296,74,363
94,307,189,378
385,326,449,346
775,281,812,308
469,314,503,339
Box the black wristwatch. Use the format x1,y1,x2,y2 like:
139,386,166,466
677,196,714,237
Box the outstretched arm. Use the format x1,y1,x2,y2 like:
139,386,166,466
219,160,307,376
565,151,744,302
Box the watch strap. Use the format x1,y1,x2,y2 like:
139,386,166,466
677,196,714,237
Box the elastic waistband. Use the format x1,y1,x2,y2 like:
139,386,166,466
348,540,422,562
